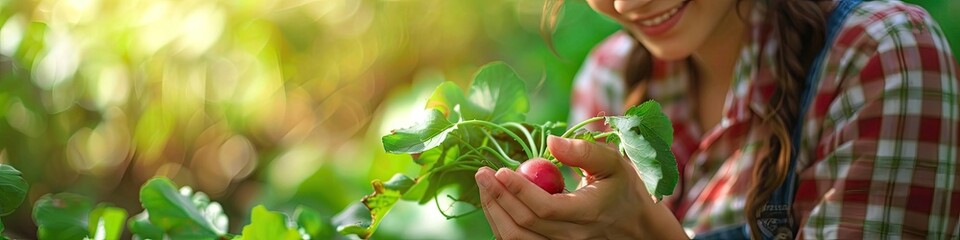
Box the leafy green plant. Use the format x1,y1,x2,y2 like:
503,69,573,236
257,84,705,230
88,205,128,240
132,178,229,239
334,62,680,238
0,164,29,240
30,177,333,240
127,178,335,240
3,162,330,240
238,205,300,240
32,193,128,240
293,206,333,239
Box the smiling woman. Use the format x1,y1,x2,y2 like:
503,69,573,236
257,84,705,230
475,0,960,239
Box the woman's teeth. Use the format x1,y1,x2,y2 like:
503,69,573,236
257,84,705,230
640,6,680,27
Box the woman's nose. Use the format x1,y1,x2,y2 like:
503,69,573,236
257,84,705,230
613,0,654,15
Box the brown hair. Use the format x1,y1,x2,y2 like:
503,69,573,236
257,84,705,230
543,0,827,238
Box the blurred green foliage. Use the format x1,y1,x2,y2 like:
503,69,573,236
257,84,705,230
0,0,955,239
0,0,618,238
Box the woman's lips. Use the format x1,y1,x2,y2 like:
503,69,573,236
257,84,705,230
632,1,689,37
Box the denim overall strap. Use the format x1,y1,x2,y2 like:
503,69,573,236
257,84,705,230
693,0,862,239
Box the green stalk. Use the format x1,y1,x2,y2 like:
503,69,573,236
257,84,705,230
530,127,542,158
560,116,605,138
481,130,520,168
434,191,482,220
502,122,539,157
479,146,517,169
423,162,483,176
538,125,548,158
451,134,515,168
455,146,494,165
594,131,616,139
458,120,534,159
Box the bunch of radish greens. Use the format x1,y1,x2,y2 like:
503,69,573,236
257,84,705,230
334,62,679,238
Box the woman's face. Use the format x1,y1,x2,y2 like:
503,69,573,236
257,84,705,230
586,0,742,60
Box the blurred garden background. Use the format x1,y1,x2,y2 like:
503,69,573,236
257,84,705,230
0,0,957,239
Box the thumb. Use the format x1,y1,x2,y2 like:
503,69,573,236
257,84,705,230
547,136,623,178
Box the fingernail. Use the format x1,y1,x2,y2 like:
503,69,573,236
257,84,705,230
494,168,512,181
476,169,492,189
548,136,569,154
477,176,490,189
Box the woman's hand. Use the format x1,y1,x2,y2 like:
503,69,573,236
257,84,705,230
475,136,687,239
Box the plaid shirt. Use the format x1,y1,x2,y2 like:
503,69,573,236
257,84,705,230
569,1,960,238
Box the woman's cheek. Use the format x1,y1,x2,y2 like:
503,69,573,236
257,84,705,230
586,0,623,22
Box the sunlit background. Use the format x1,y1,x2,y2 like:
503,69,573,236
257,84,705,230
0,0,956,239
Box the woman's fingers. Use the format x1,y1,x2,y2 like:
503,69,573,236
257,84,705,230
478,171,502,238
480,205,502,240
492,168,596,222
477,168,549,240
547,136,624,179
483,168,584,232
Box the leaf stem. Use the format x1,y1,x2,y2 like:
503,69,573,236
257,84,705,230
594,131,616,139
455,147,494,166
480,147,514,168
458,120,534,159
480,131,521,168
539,124,549,159
502,122,539,157
560,117,606,138
442,195,482,219
450,133,512,168
423,162,482,176
531,127,542,158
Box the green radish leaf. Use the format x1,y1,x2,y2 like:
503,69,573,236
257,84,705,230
443,170,482,208
0,164,28,216
139,178,227,239
32,193,93,240
635,125,679,200
605,133,621,146
414,165,467,205
294,206,332,240
426,81,466,122
606,100,678,200
335,174,415,238
402,148,449,203
405,146,459,203
462,62,529,123
128,211,164,240
420,170,481,208
238,205,300,240
1,218,5,233
403,175,432,203
88,204,128,240
363,174,414,233
382,109,456,154
332,202,370,238
410,143,458,169
624,101,674,145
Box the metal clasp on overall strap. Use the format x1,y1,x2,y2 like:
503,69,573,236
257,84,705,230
774,226,793,240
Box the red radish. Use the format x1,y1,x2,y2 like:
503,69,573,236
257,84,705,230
517,158,564,194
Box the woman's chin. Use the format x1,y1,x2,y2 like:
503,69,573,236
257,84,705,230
647,47,694,61
637,37,697,61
